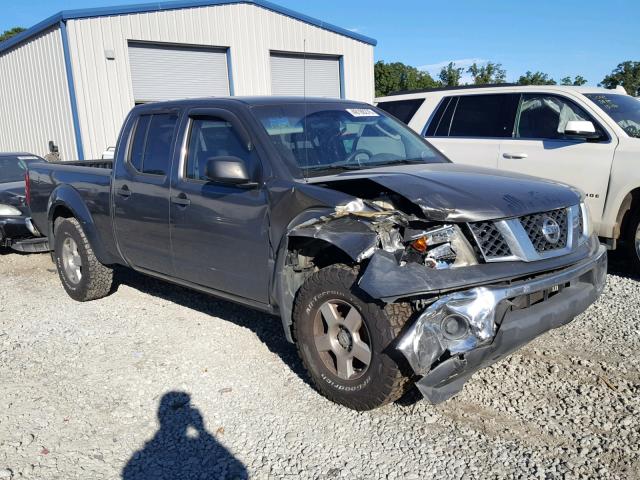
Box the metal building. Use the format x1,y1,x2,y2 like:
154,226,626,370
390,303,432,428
0,0,376,160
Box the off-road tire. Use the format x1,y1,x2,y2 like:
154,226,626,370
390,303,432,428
53,217,113,302
623,209,640,274
293,264,413,410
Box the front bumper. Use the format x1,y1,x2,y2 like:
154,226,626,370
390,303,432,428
397,244,608,404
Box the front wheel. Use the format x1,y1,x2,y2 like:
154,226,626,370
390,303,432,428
292,264,412,410
53,218,113,301
623,209,640,274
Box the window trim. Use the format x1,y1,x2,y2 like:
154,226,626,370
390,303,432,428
126,109,181,178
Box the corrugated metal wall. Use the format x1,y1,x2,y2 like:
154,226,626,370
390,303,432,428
0,27,77,159
66,3,375,159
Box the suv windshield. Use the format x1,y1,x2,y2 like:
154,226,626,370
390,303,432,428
251,103,447,178
585,93,640,138
0,156,42,183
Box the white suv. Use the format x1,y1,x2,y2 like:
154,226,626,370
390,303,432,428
376,85,640,271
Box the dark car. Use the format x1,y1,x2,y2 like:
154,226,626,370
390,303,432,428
0,153,49,252
27,98,607,410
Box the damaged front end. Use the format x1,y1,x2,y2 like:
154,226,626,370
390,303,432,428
283,184,608,404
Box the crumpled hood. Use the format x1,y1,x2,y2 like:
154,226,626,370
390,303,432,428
313,163,581,222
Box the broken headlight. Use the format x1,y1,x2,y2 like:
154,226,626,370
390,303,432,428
404,225,478,269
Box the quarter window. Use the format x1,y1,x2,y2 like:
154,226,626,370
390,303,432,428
128,113,179,175
449,94,520,138
515,94,604,140
185,118,255,181
376,99,425,124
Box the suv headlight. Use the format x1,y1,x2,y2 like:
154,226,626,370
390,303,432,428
578,202,592,244
0,204,22,216
404,224,478,269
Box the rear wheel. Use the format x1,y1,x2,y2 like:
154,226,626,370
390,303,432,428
623,209,640,274
53,218,113,301
293,264,412,410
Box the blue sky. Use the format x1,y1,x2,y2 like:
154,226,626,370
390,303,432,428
2,0,638,85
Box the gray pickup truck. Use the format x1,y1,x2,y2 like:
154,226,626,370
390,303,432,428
27,97,607,410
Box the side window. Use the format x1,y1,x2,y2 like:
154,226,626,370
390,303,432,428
425,97,457,137
185,118,255,181
129,115,151,171
376,99,424,124
515,94,603,140
449,94,520,138
128,113,179,175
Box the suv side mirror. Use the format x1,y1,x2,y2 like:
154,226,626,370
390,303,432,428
205,156,257,187
563,120,601,140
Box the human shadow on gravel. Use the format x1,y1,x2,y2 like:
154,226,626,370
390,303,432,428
122,391,247,480
112,267,311,385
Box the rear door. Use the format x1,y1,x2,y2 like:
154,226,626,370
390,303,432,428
113,110,180,274
169,108,271,303
498,93,615,225
425,93,520,168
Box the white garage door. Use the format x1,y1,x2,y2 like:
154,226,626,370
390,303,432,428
128,42,230,103
271,53,341,98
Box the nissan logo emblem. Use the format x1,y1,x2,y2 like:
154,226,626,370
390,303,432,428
541,217,561,244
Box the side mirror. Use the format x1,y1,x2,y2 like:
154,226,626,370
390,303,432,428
205,156,256,187
563,120,601,140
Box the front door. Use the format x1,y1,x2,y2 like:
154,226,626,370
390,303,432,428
113,111,180,274
170,111,271,303
498,93,616,227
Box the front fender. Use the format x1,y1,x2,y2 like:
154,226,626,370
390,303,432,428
46,184,117,265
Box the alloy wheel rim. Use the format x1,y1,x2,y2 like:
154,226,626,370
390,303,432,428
635,223,640,261
61,237,82,284
313,299,372,381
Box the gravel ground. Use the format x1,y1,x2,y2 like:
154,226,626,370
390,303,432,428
0,249,638,480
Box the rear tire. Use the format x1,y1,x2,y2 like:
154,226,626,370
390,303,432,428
53,218,113,301
623,209,640,274
292,264,413,410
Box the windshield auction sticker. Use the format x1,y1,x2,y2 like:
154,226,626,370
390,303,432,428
346,108,379,117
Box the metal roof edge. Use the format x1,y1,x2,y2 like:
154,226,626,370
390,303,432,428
0,0,376,55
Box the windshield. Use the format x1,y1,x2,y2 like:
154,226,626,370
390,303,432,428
585,93,640,138
251,103,448,178
0,156,42,183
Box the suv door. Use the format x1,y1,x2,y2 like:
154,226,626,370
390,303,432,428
498,93,615,225
113,110,180,274
170,109,271,303
424,93,520,168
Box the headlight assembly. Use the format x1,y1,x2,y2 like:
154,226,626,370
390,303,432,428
0,204,22,216
579,202,593,244
405,225,478,269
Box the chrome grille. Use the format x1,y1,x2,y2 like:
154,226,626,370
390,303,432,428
520,208,568,252
469,221,512,259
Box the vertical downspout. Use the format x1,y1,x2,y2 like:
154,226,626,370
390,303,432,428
59,20,85,160
339,56,346,99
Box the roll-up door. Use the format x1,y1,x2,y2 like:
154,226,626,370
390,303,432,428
128,42,230,103
270,52,341,98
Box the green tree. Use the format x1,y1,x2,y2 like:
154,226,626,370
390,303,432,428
600,61,640,96
517,71,557,86
467,62,507,85
561,75,588,86
439,62,463,87
0,27,26,43
374,61,439,97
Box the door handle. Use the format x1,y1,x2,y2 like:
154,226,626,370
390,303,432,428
116,185,131,198
502,152,528,159
171,193,191,207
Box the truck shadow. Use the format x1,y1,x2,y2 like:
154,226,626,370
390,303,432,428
122,391,248,480
607,249,640,281
111,267,312,387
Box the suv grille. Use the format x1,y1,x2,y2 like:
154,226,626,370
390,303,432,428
520,208,568,252
469,221,512,259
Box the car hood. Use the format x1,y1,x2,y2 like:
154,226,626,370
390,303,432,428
310,163,581,222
